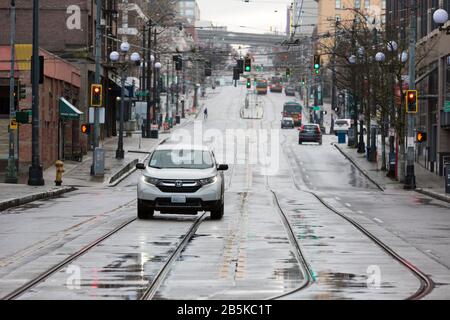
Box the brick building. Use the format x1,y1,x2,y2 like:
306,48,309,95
0,46,81,177
387,0,450,179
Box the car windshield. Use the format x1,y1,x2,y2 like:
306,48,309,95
304,125,318,131
335,120,348,125
148,149,214,169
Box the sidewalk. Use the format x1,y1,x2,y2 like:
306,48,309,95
0,89,207,209
333,139,450,203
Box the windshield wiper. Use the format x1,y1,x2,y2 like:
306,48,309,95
149,165,162,169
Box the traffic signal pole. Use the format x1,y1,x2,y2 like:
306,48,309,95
91,0,103,176
28,0,44,186
405,0,417,189
5,0,17,184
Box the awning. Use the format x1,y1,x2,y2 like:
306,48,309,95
59,97,83,120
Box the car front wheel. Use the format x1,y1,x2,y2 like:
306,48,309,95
210,195,224,220
138,200,154,219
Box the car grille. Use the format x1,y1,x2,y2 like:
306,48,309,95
156,180,202,193
156,198,202,207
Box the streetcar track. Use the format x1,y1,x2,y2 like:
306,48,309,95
2,216,137,300
284,142,435,300
265,93,434,300
140,212,207,300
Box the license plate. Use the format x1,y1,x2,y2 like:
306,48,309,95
171,195,186,203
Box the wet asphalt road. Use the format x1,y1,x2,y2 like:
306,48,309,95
0,86,449,300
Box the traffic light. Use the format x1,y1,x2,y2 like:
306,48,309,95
314,55,320,70
416,130,427,143
301,78,305,86
286,68,291,78
244,57,251,72
174,55,182,71
333,106,340,113
405,90,418,113
81,123,90,134
18,82,26,100
246,78,251,89
91,84,102,107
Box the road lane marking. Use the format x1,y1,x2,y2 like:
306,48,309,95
345,203,352,208
335,196,341,201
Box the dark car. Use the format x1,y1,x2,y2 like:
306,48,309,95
285,85,296,96
281,117,295,129
298,124,322,145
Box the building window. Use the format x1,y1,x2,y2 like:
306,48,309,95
355,0,361,9
336,0,341,9
446,55,450,103
364,0,370,9
382,0,386,10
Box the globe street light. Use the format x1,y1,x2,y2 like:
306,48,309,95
375,52,386,62
433,8,450,33
110,43,141,159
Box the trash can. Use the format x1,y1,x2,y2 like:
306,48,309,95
176,115,181,124
338,131,346,144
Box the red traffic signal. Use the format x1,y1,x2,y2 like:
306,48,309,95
81,123,90,134
405,90,418,113
91,84,103,107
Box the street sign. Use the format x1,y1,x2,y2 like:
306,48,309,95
445,101,450,113
313,106,320,111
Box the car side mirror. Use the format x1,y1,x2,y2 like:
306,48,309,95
136,163,146,170
217,164,229,171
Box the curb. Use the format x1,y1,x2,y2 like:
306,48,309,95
0,186,77,212
108,159,139,186
415,189,450,204
333,143,385,191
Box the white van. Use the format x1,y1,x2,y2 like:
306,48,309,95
333,119,351,135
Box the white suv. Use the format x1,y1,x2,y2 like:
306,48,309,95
136,144,228,220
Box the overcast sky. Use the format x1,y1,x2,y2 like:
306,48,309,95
196,0,292,34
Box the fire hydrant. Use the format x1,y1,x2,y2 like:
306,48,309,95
55,160,64,186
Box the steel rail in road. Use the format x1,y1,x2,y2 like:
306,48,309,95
268,188,315,299
140,212,207,300
284,142,435,300
2,216,137,300
264,93,434,300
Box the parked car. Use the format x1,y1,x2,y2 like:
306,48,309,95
285,85,296,96
281,117,295,129
136,144,229,220
298,124,322,145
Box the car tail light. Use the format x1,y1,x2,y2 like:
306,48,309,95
316,126,321,133
298,125,305,132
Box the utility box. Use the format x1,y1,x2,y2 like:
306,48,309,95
93,148,105,176
347,128,355,146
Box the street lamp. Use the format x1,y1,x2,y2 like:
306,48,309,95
348,54,358,148
433,8,450,33
109,42,141,159
154,61,162,132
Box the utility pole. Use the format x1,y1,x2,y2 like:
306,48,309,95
28,0,44,185
331,20,338,119
6,0,17,184
405,0,417,189
146,21,153,138
91,0,103,176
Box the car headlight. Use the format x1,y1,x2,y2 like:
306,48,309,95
199,176,218,186
143,176,160,185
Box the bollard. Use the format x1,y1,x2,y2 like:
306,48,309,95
55,160,64,186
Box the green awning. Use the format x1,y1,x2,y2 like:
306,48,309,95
59,97,83,120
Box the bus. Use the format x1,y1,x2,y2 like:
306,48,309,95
256,79,268,95
282,102,303,126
